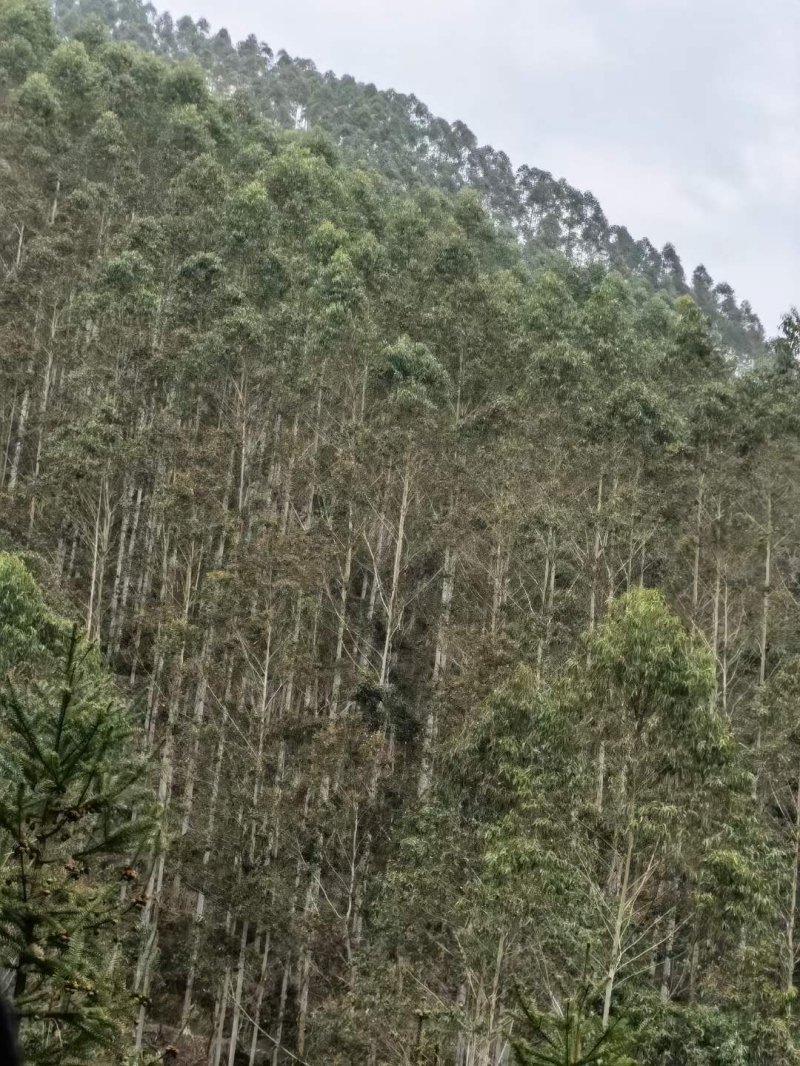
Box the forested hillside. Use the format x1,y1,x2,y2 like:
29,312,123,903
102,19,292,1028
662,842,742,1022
1,1,799,1064
48,0,767,362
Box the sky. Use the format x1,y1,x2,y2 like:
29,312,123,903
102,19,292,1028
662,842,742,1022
169,0,800,333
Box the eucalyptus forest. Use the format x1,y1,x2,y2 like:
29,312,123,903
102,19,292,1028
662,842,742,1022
1,2,799,1063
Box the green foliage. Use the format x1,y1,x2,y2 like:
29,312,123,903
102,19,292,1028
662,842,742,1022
0,557,156,1063
512,985,635,1065
383,334,452,411
623,994,800,1066
0,0,57,89
16,70,61,123
0,551,50,674
0,4,797,1063
587,587,717,745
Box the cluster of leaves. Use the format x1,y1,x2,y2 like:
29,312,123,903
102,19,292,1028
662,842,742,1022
0,553,157,1063
48,0,767,362
0,2,798,1064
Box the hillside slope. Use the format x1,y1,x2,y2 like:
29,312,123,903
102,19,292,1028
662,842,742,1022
50,0,766,362
1,2,799,1064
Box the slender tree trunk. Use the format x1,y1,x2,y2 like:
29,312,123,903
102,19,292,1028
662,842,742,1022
588,472,604,635
248,931,271,1066
418,544,455,796
112,484,144,655
106,476,133,649
0,390,18,489
691,467,705,625
721,579,730,718
27,317,57,532
86,481,105,638
379,460,411,688
280,413,300,535
357,485,390,675
660,880,678,1002
7,376,31,491
786,765,800,996
181,723,227,1030
482,932,505,1066
602,831,634,1028
211,964,232,1066
330,511,353,715
755,489,772,780
270,957,291,1066
227,920,249,1066
589,474,606,812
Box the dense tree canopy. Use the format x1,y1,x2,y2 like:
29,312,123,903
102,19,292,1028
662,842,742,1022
0,1,798,1063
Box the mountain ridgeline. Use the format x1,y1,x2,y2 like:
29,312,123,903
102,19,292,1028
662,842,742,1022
49,0,767,362
1,1,799,1064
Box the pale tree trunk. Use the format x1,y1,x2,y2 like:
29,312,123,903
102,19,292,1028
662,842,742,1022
759,489,772,690
418,544,455,797
303,376,325,530
755,489,772,778
94,480,114,642
590,474,606,812
111,484,144,655
282,590,304,718
14,222,24,268
138,548,197,1045
86,489,103,637
226,920,249,1066
379,460,412,688
691,467,705,625
602,831,634,1028
106,478,135,651
330,510,354,715
536,526,556,678
0,389,18,489
271,957,292,1066
211,963,232,1066
660,880,678,1002
268,786,311,1066
357,485,390,675
785,765,800,996
181,721,227,1031
297,776,329,1056
280,413,300,535
7,375,31,491
721,578,730,717
588,472,604,635
303,592,322,711
490,538,509,636
595,742,606,814
27,310,58,532
264,411,282,522
49,178,60,226
179,635,213,839
170,636,214,903
480,932,505,1066
343,804,360,967
129,478,162,683
712,528,722,658
248,931,272,1066
105,475,133,648
236,371,249,521
215,443,236,565
86,477,111,640
455,983,468,1066
249,621,273,858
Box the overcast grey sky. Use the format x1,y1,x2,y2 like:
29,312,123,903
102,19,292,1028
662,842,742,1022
170,0,799,332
